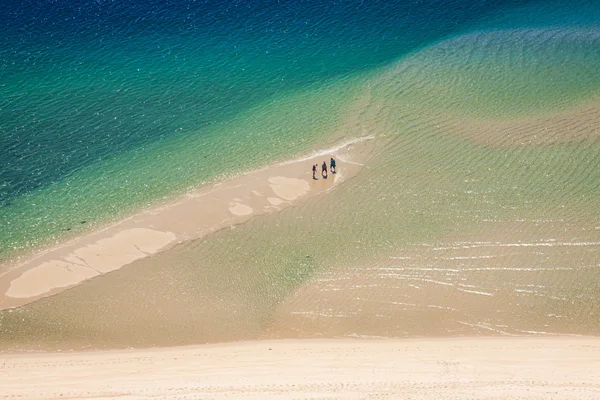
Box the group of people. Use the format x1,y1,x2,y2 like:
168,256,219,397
312,157,336,179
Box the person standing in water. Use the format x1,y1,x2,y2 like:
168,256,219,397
330,157,336,174
322,161,328,178
312,163,317,179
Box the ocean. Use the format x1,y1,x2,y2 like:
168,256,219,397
1,0,599,349
0,0,557,260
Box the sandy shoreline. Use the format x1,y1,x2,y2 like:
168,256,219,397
0,137,372,310
3,336,600,399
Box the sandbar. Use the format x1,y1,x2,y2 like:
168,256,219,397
0,137,371,309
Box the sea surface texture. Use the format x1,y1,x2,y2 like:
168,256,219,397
1,0,600,349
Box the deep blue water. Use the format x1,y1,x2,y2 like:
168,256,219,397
1,0,531,203
1,0,599,258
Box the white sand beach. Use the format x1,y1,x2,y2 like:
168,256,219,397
3,336,600,399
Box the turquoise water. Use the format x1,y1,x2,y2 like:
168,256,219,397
1,0,599,260
0,0,519,259
2,0,600,349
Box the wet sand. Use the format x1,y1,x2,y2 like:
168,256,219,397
3,337,600,399
0,137,370,310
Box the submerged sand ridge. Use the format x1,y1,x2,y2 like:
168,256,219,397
0,139,369,309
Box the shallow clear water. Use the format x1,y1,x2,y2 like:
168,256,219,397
1,0,529,259
1,0,600,350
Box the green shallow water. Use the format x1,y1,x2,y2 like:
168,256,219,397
0,76,367,260
3,6,600,262
2,27,600,349
5,0,531,262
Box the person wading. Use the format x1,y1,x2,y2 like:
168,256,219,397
330,157,336,174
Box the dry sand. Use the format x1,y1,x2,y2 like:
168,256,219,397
2,336,600,399
0,137,372,310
